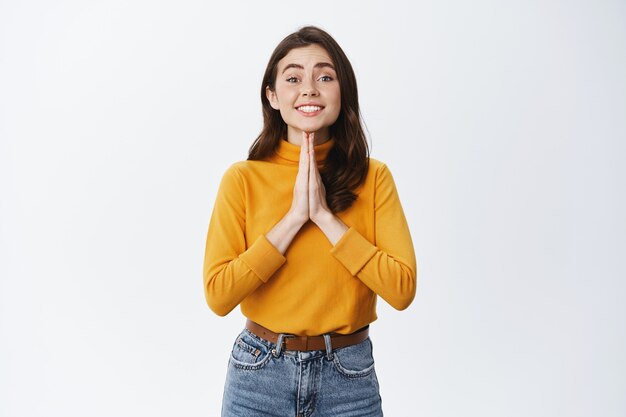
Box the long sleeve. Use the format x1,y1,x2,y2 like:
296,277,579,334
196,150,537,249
203,164,287,316
330,163,418,310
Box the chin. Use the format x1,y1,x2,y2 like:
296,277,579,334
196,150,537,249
299,124,329,134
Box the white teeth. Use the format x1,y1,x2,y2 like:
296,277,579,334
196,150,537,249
297,105,322,113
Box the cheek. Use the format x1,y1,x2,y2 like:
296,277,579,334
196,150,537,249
273,86,291,103
331,86,341,106
332,87,341,109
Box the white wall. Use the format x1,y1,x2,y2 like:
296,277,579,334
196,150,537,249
1,1,625,416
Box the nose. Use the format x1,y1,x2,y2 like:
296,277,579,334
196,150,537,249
301,79,319,97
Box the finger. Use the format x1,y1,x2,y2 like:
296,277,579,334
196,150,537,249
309,146,314,185
310,135,326,196
309,134,318,196
301,131,308,157
311,150,324,194
309,133,321,179
299,131,309,175
309,132,315,154
308,133,315,177
305,131,311,155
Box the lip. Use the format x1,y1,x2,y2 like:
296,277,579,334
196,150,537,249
295,102,324,108
295,103,325,117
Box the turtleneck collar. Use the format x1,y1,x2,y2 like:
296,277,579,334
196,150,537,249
271,137,336,165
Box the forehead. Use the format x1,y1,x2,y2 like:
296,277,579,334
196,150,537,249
278,44,334,70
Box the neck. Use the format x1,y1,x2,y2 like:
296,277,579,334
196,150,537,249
271,136,336,166
286,125,331,146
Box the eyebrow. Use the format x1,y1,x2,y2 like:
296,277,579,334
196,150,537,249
281,62,336,74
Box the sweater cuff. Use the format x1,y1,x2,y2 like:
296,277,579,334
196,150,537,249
239,234,287,282
330,227,378,276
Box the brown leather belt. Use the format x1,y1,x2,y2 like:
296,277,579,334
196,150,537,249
245,319,369,352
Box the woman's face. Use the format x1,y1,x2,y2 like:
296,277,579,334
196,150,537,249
266,44,341,145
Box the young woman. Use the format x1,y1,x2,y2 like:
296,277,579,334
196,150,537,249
203,25,418,417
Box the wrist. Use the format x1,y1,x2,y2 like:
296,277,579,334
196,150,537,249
311,210,334,227
312,210,349,245
286,209,308,228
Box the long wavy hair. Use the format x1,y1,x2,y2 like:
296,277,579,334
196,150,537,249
247,25,370,213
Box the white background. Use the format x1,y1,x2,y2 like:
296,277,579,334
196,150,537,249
1,1,625,416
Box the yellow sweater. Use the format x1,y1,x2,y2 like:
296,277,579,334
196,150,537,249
203,137,418,336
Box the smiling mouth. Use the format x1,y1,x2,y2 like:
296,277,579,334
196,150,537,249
296,105,324,113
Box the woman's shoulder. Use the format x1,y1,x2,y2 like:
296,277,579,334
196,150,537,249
367,157,386,169
367,157,391,176
220,159,274,178
365,157,403,188
222,158,262,169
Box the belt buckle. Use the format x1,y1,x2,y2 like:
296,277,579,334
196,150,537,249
281,333,297,351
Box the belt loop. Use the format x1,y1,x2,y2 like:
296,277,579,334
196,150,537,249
323,334,334,361
273,333,285,357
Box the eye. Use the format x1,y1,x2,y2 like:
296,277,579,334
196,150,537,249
286,77,299,83
319,75,333,82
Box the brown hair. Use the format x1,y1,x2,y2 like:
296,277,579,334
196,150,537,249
247,25,370,213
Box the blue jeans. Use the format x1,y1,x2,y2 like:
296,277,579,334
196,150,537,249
221,327,384,416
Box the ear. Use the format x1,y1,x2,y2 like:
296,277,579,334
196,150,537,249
266,86,280,110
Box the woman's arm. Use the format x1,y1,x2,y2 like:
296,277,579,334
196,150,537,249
265,211,306,254
203,139,313,317
203,165,305,316
318,163,418,311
